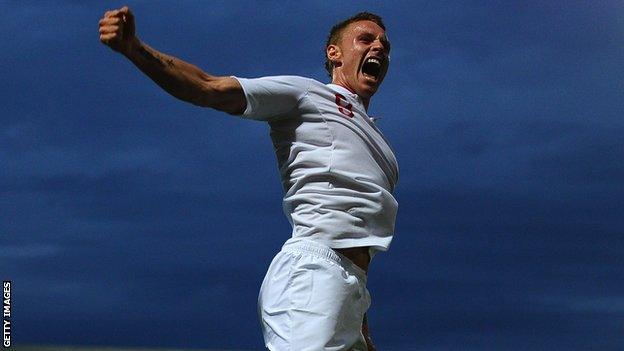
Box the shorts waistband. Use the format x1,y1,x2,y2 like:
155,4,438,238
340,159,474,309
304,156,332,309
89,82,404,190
281,239,367,282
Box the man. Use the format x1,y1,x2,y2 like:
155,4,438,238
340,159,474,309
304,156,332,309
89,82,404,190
99,6,398,351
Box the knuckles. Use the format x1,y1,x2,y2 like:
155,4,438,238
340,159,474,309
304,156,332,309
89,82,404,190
99,17,121,26
98,25,120,34
100,7,132,49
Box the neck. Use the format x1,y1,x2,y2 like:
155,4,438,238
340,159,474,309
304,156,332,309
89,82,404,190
331,75,371,111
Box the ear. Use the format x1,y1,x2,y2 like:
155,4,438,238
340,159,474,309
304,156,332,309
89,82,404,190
326,44,342,68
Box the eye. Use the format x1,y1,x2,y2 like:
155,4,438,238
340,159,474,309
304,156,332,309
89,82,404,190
358,35,373,44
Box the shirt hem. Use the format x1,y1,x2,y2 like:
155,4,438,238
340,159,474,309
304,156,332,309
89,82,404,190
285,236,391,253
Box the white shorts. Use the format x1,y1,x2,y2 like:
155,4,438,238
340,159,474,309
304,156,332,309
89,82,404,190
258,239,371,351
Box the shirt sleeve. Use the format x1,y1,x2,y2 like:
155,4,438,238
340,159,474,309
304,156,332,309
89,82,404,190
232,75,311,121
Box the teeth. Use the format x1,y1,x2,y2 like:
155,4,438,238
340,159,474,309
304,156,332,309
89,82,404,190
362,57,383,79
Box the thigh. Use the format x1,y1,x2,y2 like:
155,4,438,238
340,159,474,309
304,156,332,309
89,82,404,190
258,250,295,349
259,250,369,351
289,257,368,350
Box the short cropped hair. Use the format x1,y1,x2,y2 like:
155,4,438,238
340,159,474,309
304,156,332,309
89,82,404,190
324,12,386,78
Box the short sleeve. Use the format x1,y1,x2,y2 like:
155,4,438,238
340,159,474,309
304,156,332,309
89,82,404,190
232,75,311,121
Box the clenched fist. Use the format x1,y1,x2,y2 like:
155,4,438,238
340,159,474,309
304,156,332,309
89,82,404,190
99,6,137,55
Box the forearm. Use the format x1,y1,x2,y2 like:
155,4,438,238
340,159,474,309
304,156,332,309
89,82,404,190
100,7,244,113
123,38,219,107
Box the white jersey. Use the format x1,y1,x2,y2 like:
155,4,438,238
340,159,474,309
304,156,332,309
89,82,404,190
234,75,399,253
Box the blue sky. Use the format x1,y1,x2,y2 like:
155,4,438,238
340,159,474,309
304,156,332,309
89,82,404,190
2,1,623,350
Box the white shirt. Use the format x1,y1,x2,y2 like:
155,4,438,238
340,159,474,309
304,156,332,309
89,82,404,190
234,76,399,253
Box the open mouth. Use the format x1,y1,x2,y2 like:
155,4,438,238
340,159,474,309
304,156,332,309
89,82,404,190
361,57,383,80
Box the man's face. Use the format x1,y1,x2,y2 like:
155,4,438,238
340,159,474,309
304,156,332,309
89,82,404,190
328,20,391,99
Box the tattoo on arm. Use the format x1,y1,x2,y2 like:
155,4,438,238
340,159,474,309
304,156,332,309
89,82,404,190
137,45,175,68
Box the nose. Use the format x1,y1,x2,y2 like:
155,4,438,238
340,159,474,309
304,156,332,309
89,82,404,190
371,38,386,54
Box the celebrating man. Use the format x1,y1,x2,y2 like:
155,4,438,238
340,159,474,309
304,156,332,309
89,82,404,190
99,6,398,350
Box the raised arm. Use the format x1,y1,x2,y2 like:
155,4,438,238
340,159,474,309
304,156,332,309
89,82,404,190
98,6,246,115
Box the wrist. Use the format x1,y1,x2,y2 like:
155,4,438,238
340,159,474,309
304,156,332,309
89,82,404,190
122,37,141,58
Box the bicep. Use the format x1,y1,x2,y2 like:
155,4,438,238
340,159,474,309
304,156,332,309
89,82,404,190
200,76,247,115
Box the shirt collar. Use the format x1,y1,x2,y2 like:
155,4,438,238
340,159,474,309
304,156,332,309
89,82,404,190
327,83,361,101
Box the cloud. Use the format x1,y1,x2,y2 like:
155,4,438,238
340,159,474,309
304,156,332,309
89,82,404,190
0,244,62,259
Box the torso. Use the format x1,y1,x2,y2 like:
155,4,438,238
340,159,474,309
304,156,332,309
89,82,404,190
335,246,371,272
236,75,399,257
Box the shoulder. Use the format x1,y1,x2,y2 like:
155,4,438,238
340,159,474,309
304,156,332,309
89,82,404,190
237,75,324,89
232,75,325,120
